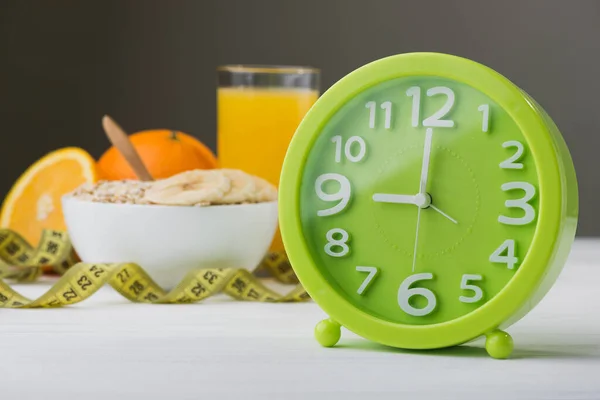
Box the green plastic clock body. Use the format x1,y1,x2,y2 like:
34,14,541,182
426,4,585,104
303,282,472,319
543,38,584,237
279,53,578,355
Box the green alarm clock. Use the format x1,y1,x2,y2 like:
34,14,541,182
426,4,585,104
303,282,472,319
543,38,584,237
278,52,578,359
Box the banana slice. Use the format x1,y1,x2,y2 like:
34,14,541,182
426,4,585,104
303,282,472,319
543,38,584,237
144,170,231,205
251,175,278,203
220,169,257,204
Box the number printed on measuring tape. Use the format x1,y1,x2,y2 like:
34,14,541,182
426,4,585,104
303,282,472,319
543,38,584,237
77,275,92,291
89,265,105,278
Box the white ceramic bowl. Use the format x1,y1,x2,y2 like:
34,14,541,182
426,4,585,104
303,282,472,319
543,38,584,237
61,196,279,289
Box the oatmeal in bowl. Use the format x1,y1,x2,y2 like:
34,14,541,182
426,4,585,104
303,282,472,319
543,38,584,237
62,169,279,288
70,168,277,206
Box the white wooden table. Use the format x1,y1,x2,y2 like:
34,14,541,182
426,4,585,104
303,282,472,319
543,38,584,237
2,239,600,399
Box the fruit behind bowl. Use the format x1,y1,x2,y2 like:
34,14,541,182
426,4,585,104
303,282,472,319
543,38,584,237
97,129,218,180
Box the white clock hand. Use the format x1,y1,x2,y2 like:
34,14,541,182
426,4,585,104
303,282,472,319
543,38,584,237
430,204,458,224
412,128,433,273
419,128,433,194
372,193,417,205
373,192,433,209
373,192,458,224
412,207,422,273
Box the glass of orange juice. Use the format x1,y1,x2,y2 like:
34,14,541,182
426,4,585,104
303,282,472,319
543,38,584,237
217,65,320,253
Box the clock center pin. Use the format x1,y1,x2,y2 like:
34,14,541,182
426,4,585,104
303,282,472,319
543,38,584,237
414,192,432,209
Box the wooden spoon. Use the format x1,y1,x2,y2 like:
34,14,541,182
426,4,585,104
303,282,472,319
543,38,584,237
101,115,154,181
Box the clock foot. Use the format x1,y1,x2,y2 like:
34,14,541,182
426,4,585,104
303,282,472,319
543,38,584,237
485,330,514,359
315,318,341,347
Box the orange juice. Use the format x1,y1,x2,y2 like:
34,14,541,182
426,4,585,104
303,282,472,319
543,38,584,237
217,87,318,252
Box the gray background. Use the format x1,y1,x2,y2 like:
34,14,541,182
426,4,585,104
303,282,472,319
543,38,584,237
1,0,598,235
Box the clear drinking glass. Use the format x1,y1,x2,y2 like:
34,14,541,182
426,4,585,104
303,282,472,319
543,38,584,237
217,65,320,253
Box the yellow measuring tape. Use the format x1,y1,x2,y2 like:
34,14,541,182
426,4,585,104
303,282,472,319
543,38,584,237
0,229,309,308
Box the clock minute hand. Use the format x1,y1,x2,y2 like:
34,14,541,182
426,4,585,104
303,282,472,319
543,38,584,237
419,128,434,194
412,128,433,274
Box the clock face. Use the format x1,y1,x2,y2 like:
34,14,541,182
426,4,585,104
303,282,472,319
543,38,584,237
299,76,539,325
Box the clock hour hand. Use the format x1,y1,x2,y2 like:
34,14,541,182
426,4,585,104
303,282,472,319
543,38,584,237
372,192,458,224
372,193,417,205
373,192,431,209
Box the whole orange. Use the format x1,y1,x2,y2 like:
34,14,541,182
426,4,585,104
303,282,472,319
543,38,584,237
97,130,218,180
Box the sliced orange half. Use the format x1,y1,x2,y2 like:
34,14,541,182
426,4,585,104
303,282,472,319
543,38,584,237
0,147,97,246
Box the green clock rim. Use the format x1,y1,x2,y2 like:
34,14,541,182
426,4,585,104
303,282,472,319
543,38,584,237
279,52,568,349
